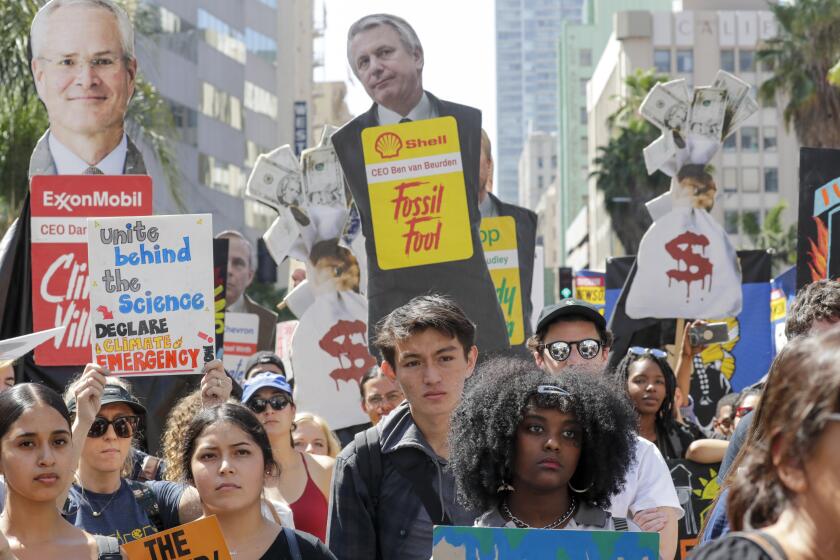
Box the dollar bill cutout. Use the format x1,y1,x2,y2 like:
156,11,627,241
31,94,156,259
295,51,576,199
246,152,304,209
662,79,691,105
640,83,689,132
301,144,346,209
713,70,750,138
688,87,726,140
262,206,301,264
728,94,760,134
643,132,678,176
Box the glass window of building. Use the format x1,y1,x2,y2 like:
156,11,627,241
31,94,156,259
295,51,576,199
244,81,278,119
764,167,779,193
245,28,278,64
580,78,588,96
724,210,739,234
739,49,755,72
257,0,277,6
580,136,587,154
538,175,544,190
167,99,198,146
742,168,760,192
723,168,738,193
579,48,592,66
720,49,735,73
537,156,543,169
201,82,243,130
743,210,761,230
580,107,587,125
197,9,246,63
723,133,737,152
763,126,777,150
654,49,671,73
199,154,245,196
740,126,759,151
676,49,693,73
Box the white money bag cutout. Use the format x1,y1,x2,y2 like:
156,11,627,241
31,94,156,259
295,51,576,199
626,206,742,320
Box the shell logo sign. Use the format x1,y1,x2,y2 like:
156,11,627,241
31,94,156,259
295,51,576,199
374,131,403,159
362,116,471,270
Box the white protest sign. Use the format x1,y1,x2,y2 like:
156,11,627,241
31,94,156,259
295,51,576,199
86,215,216,376
292,291,374,429
0,327,66,361
223,312,259,384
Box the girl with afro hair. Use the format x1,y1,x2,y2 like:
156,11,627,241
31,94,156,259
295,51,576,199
449,357,638,530
613,348,699,460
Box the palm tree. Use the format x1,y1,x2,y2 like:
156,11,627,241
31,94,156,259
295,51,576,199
757,0,840,148
0,0,182,234
590,69,671,255
740,201,797,276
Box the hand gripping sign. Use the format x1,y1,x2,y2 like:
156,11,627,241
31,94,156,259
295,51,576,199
361,116,472,270
86,214,216,377
30,176,152,366
480,216,524,345
122,516,231,560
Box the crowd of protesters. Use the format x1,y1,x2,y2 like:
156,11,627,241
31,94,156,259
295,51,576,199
0,1,838,559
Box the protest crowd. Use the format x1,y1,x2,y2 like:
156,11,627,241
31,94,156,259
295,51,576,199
0,1,838,559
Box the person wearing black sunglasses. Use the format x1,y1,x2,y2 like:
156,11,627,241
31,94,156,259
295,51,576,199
528,298,682,560
59,361,228,544
242,372,333,544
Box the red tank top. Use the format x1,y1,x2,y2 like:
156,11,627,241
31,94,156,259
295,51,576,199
288,453,328,542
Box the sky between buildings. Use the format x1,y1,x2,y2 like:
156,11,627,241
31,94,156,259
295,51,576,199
322,0,498,158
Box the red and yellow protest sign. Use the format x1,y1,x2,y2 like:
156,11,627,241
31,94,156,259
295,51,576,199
362,116,472,270
122,516,231,560
480,216,523,345
30,176,152,366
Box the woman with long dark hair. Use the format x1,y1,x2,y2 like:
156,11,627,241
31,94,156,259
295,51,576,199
0,383,121,559
613,347,698,459
692,329,840,558
182,403,335,559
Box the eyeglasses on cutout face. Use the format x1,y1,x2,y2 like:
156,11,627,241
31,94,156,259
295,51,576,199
627,346,668,360
247,395,292,414
88,415,140,439
538,339,602,362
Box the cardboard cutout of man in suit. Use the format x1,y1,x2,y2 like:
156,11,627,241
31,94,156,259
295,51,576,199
0,0,189,456
331,14,509,354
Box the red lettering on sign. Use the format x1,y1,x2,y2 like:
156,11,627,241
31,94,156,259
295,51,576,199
665,231,713,299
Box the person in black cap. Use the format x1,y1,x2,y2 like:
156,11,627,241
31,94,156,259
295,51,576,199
243,351,291,387
527,298,682,560
527,298,612,374
59,360,230,544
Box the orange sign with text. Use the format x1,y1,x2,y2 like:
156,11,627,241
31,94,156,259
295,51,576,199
122,516,231,560
362,116,472,270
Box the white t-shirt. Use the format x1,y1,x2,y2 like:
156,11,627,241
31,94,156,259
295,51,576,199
608,436,684,520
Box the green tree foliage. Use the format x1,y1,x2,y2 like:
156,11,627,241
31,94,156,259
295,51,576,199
758,0,840,148
590,69,671,255
0,0,182,235
740,201,797,276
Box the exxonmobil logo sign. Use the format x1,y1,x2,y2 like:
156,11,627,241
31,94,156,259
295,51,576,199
42,190,144,212
30,176,152,218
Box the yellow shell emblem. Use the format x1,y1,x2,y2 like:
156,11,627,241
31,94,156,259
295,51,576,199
374,132,403,159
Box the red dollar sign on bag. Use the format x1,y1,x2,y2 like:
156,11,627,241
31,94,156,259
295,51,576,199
664,231,714,299
319,320,377,389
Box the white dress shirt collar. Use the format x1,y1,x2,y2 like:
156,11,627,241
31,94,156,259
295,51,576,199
377,92,436,125
49,131,128,175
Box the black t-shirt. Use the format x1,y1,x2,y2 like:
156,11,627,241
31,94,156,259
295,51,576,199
691,532,787,560
259,529,337,560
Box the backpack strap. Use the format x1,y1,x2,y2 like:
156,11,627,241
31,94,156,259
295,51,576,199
612,517,629,531
353,427,383,560
93,534,122,560
389,448,453,526
729,531,787,560
126,480,164,533
283,527,302,560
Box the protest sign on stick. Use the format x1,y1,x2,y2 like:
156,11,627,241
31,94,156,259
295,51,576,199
122,515,231,560
222,312,259,384
87,214,215,377
480,216,524,345
432,526,658,559
30,176,152,366
796,148,840,288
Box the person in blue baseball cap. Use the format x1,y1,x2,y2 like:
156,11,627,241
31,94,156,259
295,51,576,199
243,373,333,543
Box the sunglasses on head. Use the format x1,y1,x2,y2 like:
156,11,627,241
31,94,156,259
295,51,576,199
628,346,668,359
735,406,754,418
88,415,140,439
538,339,602,362
247,395,291,414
